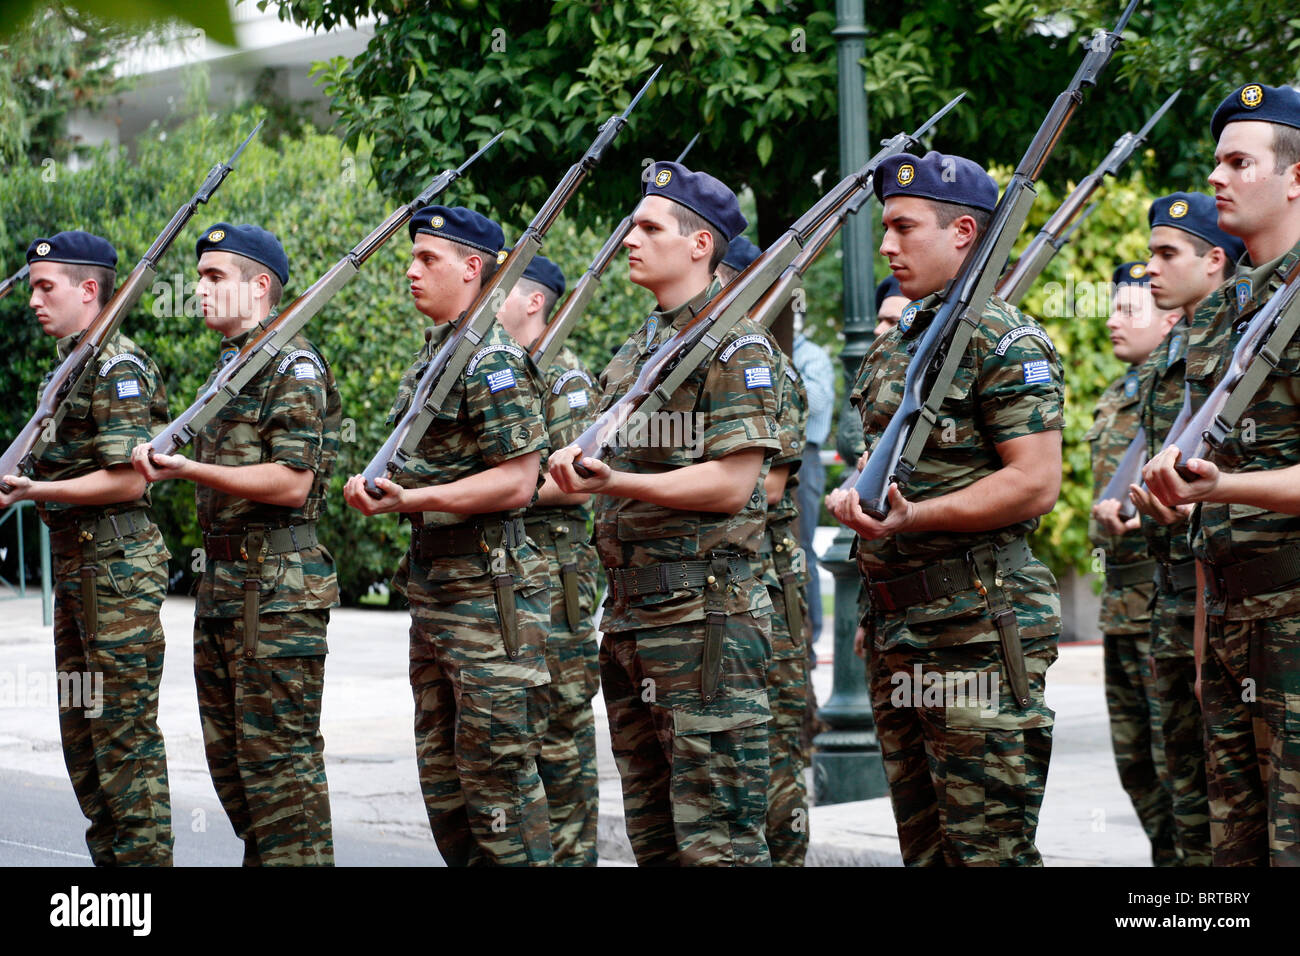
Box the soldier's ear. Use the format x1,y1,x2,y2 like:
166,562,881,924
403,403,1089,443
463,253,483,283
950,214,979,251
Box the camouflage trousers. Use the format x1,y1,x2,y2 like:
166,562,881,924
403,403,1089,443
194,611,333,866
1201,611,1300,865
1150,602,1211,866
53,545,172,866
601,612,773,866
537,561,600,867
1102,629,1177,865
868,640,1056,866
409,587,553,866
765,582,810,867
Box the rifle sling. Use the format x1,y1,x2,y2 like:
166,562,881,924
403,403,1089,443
1204,283,1300,450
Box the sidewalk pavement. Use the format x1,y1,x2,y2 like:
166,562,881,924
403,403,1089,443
0,591,1151,866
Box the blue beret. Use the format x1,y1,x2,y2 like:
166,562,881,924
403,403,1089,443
644,161,748,241
1113,261,1150,287
196,223,289,286
875,274,903,312
409,205,504,258
1211,83,1300,142
505,248,565,296
875,151,999,213
1148,192,1246,263
721,235,761,272
27,230,117,270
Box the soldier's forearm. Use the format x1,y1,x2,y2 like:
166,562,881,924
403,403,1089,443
17,464,145,506
402,451,540,515
764,464,790,504
1197,464,1300,514
907,458,1060,535
605,448,765,514
181,460,313,508
535,473,588,507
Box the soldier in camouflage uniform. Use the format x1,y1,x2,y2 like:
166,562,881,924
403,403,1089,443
719,236,812,865
495,251,601,866
1086,261,1181,865
342,206,554,867
134,223,340,866
1114,193,1242,866
1,231,172,866
829,152,1064,866
1145,83,1300,865
549,162,781,866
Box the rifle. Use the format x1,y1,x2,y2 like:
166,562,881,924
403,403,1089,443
567,93,966,477
149,131,504,458
1099,424,1147,520
747,186,875,331
997,88,1178,307
851,0,1139,519
0,122,262,493
0,265,29,301
1158,264,1300,481
362,66,661,496
530,131,701,372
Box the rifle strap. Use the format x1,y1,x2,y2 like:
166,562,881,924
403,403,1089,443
1205,282,1300,450
894,307,983,487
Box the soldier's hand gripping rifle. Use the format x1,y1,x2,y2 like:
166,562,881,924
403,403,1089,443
1153,264,1300,485
530,131,701,372
850,0,1140,519
147,131,504,459
362,66,662,496
566,93,966,477
0,122,262,493
997,88,1179,307
0,265,29,301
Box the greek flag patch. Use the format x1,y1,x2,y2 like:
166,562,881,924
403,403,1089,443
566,389,589,409
115,378,141,399
744,366,773,389
1021,360,1051,385
293,363,317,381
486,368,516,393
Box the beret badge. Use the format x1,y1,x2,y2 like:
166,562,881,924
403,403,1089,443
496,249,508,265
896,163,915,187
1169,200,1189,219
35,242,51,256
207,229,225,243
654,169,672,187
1129,263,1147,279
1241,84,1264,109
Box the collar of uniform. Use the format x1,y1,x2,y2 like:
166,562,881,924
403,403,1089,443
54,330,84,361
665,279,720,331
1157,315,1190,374
898,293,941,340
424,322,452,349
1232,239,1300,318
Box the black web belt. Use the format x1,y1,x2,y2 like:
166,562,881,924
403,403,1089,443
866,537,1033,614
1206,545,1300,602
1104,558,1155,589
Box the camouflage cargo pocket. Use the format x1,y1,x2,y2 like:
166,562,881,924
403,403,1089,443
457,662,550,776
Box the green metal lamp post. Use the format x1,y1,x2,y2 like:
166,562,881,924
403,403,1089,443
812,0,887,805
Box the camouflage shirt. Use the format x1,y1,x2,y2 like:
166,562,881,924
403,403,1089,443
757,352,808,589
1139,315,1200,626
386,319,551,607
29,331,169,531
594,283,782,633
851,294,1064,649
1087,365,1155,635
192,324,341,620
529,344,599,529
1188,237,1300,621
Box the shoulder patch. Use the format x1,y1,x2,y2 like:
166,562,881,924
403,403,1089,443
566,389,589,409
99,353,149,377
275,349,325,376
551,367,595,395
719,333,775,364
485,367,517,394
467,343,525,376
994,325,1055,356
1021,360,1052,385
783,364,798,383
744,366,773,389
115,378,141,399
